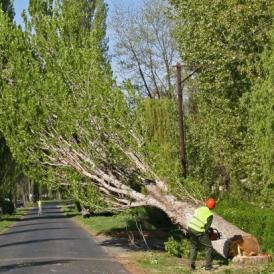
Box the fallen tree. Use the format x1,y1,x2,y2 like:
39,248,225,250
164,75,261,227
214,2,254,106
41,132,251,258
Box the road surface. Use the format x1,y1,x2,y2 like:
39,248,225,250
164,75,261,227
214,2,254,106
0,202,128,274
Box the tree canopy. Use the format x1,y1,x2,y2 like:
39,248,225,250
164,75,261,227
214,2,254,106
169,0,273,202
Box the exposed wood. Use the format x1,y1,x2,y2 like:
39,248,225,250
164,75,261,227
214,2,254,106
232,254,272,265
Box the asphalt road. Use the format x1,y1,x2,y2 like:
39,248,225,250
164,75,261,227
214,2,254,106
0,202,128,274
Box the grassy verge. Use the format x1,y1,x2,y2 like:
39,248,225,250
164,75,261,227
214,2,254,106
134,251,274,273
62,204,166,236
0,207,29,233
62,204,274,273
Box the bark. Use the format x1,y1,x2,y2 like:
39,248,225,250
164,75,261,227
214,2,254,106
41,135,252,258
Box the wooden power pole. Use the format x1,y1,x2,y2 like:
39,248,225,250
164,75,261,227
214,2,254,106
176,63,187,177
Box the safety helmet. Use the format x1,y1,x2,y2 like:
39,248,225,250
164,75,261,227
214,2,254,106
206,198,216,209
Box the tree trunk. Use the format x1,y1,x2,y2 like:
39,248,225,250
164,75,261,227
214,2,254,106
139,191,250,258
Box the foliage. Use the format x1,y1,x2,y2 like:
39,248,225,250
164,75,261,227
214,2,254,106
69,177,108,212
0,0,272,233
215,196,274,253
134,98,181,189
0,198,14,214
128,206,175,231
169,0,274,201
164,236,189,257
243,23,274,204
170,0,272,96
0,1,28,203
0,134,22,200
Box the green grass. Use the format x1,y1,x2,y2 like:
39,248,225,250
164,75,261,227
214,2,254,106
0,208,29,233
135,251,188,274
61,204,80,217
75,214,132,235
62,205,135,235
135,251,274,273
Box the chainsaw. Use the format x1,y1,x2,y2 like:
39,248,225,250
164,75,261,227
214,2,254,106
208,228,222,241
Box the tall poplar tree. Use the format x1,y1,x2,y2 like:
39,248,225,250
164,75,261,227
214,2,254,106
0,0,25,203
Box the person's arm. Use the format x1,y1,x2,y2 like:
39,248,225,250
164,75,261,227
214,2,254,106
204,215,213,233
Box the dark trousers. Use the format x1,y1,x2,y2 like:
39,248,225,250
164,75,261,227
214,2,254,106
188,228,213,267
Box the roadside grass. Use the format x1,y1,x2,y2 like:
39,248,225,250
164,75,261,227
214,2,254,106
134,251,274,273
77,214,131,235
62,205,138,235
0,207,29,233
62,204,274,274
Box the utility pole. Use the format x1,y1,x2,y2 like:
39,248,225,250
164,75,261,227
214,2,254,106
176,62,187,177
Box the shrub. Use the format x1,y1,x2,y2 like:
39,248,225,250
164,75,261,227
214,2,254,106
129,206,175,231
74,201,82,212
0,199,15,214
215,196,274,253
164,236,189,257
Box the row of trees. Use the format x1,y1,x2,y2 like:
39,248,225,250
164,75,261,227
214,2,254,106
0,0,30,207
0,0,54,206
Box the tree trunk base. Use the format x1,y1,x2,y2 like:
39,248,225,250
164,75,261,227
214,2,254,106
232,254,272,265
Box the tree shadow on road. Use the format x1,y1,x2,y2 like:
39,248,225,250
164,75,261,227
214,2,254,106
0,227,79,236
0,259,75,273
0,217,21,222
0,238,83,249
21,210,64,216
12,222,69,228
19,213,79,222
99,235,166,252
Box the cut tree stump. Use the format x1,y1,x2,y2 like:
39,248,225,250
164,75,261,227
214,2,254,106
232,254,273,265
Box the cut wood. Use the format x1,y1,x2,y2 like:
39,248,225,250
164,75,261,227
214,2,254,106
232,254,272,265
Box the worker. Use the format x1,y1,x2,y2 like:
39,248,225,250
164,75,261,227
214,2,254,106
37,199,42,216
187,198,216,271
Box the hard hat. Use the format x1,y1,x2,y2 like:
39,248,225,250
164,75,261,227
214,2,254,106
206,198,216,209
